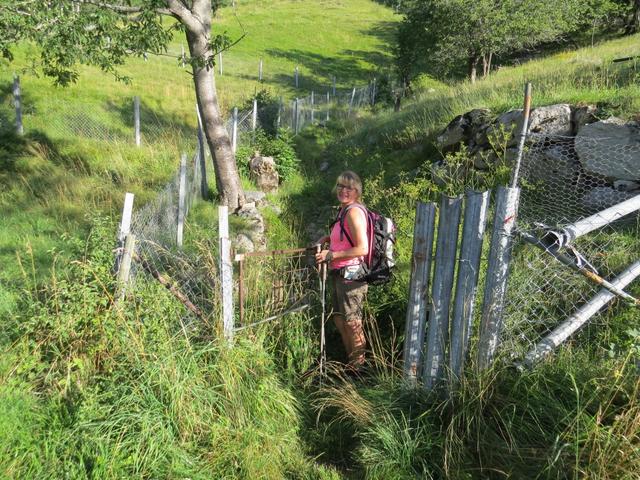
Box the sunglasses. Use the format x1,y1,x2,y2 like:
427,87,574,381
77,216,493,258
336,184,355,192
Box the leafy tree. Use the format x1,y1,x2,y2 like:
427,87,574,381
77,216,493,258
397,0,621,83
0,0,245,209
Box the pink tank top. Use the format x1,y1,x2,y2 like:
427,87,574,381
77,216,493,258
329,204,368,270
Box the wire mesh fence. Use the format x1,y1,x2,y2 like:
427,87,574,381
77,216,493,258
235,248,322,332
502,133,640,363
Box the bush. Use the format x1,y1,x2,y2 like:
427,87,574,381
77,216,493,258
236,128,300,183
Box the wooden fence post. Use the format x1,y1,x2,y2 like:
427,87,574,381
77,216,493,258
259,58,263,81
177,153,187,248
403,202,437,383
117,234,136,301
13,74,23,136
218,206,234,343
295,66,299,88
294,98,299,134
181,45,186,68
310,91,315,124
134,96,141,146
219,52,223,75
371,77,377,106
115,192,135,273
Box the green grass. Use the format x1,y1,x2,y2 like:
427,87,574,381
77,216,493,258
1,3,640,478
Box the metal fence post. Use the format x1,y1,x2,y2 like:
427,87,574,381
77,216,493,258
403,202,437,383
251,98,258,131
219,206,234,343
348,87,356,117
259,58,263,81
423,195,463,390
231,107,238,154
449,190,490,379
195,103,208,200
13,74,23,136
134,96,141,146
477,186,520,370
177,153,187,248
181,44,186,68
326,91,330,122
371,77,377,106
522,260,640,368
295,66,299,88
311,91,315,124
332,76,336,96
276,96,282,133
219,52,223,75
294,98,299,134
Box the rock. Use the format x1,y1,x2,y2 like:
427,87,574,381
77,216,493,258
582,186,638,211
487,104,572,147
524,143,581,186
486,109,523,147
244,190,267,206
572,105,598,133
613,180,640,192
528,104,572,137
234,234,254,253
471,150,494,170
575,118,640,181
249,152,280,192
436,108,491,151
436,114,467,151
319,161,330,172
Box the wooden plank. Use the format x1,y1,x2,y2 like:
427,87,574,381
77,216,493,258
218,206,234,342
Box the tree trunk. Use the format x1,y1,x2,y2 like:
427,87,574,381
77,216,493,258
468,55,479,83
632,0,640,33
183,2,244,210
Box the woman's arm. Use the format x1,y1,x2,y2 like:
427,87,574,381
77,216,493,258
316,207,368,264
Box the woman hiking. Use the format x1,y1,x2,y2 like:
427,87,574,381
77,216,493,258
315,171,369,370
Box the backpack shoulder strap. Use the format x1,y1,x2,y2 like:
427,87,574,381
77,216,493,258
338,203,368,248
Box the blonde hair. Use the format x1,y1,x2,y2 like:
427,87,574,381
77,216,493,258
335,170,363,201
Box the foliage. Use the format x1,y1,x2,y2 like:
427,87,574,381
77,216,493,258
396,0,624,82
236,128,300,182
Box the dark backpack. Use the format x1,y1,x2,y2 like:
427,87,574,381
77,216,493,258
335,204,396,285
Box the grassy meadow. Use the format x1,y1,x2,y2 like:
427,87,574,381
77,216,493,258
1,0,640,478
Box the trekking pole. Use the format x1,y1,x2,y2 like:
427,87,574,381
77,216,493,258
316,244,327,375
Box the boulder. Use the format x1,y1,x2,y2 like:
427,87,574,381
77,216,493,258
486,109,522,147
572,105,598,133
487,104,572,147
524,144,581,186
436,114,467,151
249,152,280,192
244,190,267,207
234,234,255,253
613,180,640,192
575,118,640,181
237,202,266,250
582,186,638,212
436,108,491,151
528,104,572,137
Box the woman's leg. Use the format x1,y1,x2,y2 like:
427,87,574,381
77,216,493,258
334,278,368,366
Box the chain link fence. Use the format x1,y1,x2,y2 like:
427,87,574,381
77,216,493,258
502,133,640,363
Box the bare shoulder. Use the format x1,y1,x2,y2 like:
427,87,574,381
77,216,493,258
345,205,367,223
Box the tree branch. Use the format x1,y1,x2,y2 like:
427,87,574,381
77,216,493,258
81,0,172,16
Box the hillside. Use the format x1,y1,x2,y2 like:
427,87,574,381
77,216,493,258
1,2,639,478
0,0,400,317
